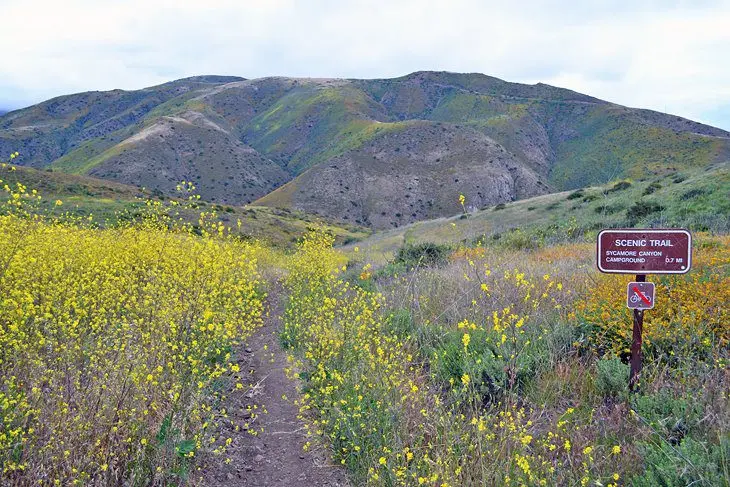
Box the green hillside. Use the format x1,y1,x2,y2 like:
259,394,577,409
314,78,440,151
2,72,728,228
344,161,730,262
0,165,368,248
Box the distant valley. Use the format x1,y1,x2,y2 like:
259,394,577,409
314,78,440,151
2,72,728,228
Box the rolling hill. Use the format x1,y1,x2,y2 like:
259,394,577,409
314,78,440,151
344,161,730,263
2,72,729,228
0,164,368,247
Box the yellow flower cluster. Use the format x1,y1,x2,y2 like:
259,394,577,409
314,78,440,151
282,232,626,486
0,179,265,483
578,234,729,356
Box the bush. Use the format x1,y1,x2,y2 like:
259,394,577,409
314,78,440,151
606,181,632,193
680,188,706,200
643,181,662,196
595,203,625,214
341,235,362,246
373,261,407,279
432,329,506,403
633,436,729,487
500,228,542,250
385,309,415,338
566,190,585,200
394,242,451,268
594,357,628,399
633,390,704,443
626,201,665,222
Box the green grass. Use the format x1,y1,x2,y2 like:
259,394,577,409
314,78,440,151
244,85,389,173
50,89,214,175
345,162,730,262
429,92,497,121
550,106,723,189
52,138,131,175
1,165,370,248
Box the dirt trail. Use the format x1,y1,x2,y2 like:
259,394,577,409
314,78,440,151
201,287,350,487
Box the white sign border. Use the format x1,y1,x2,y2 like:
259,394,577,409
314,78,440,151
597,228,692,274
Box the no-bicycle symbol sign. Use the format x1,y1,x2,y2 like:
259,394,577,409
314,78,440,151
627,281,655,310
597,229,692,274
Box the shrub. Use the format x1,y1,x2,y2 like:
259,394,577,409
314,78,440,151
385,308,415,338
626,201,665,222
373,261,407,279
500,228,542,250
633,436,729,487
432,329,506,403
606,181,632,193
341,235,362,246
633,390,704,443
594,357,628,399
566,190,584,200
642,181,662,195
393,242,451,268
680,188,706,200
595,203,625,214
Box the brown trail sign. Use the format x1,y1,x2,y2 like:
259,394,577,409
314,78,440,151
597,229,691,274
596,229,692,392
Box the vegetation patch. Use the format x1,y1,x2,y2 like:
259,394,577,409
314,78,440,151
0,177,266,483
283,232,729,486
595,203,625,215
680,188,707,200
393,242,451,268
566,189,585,200
626,200,665,221
642,181,662,195
606,181,632,193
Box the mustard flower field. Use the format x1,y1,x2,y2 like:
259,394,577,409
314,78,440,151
1,163,265,484
283,234,728,486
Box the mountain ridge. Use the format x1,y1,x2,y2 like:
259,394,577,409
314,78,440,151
2,71,728,227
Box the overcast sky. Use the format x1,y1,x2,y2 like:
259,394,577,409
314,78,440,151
1,0,729,130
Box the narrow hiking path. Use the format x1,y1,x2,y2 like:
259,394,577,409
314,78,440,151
201,284,350,487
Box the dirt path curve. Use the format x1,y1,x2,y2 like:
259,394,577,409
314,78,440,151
201,284,350,487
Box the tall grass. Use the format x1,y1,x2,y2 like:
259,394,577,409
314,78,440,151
285,232,729,486
0,171,266,485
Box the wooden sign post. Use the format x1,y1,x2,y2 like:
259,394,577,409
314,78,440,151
597,229,692,391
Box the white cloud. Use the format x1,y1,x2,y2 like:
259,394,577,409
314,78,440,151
1,0,728,130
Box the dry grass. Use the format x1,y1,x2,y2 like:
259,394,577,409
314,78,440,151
286,231,729,486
